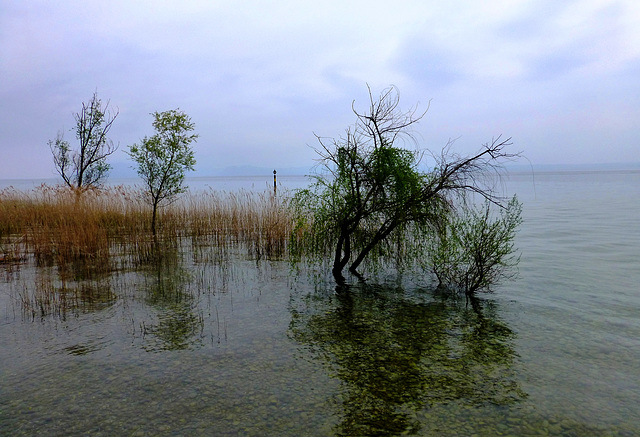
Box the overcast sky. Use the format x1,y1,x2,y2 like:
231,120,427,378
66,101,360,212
1,0,639,179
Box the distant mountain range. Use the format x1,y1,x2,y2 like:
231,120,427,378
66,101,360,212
109,162,313,179
21,161,640,183
205,165,312,176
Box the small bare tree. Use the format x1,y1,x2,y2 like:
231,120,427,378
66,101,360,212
49,92,119,189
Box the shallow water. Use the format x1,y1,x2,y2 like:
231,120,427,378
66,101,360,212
1,170,639,436
491,170,640,433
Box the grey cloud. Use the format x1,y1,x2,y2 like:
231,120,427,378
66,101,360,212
498,1,630,81
392,38,464,89
1,1,639,179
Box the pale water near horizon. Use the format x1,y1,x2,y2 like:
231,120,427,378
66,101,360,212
1,169,639,435
0,174,311,193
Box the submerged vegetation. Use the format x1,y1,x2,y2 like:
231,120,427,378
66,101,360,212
0,177,520,299
0,184,292,318
290,86,522,293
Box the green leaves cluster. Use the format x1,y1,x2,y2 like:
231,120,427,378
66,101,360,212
430,196,523,293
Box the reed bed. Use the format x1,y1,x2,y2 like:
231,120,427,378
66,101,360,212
181,189,292,259
0,184,296,276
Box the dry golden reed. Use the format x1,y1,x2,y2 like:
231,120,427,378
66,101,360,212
0,184,295,273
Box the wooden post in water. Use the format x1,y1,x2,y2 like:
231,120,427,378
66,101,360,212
273,169,277,196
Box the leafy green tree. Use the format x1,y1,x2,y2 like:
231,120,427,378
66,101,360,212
49,91,119,189
291,86,522,294
128,109,198,236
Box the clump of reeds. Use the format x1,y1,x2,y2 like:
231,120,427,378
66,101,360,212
178,189,293,260
0,184,296,276
1,183,298,318
0,185,147,276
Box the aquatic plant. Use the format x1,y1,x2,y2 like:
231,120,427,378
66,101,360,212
0,184,295,317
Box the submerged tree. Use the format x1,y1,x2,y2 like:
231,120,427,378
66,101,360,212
49,91,119,189
291,86,522,294
128,109,198,236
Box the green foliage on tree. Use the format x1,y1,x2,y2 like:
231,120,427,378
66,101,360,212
127,109,198,236
291,86,522,294
429,196,523,294
49,91,119,190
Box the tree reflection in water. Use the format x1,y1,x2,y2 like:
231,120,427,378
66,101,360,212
140,245,204,352
289,282,526,436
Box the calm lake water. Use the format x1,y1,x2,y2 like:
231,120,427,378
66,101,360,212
1,170,639,436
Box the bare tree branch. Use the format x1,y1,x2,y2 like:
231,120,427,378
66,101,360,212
49,91,119,190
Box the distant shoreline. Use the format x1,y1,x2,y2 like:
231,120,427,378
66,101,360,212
503,162,640,173
2,163,639,189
